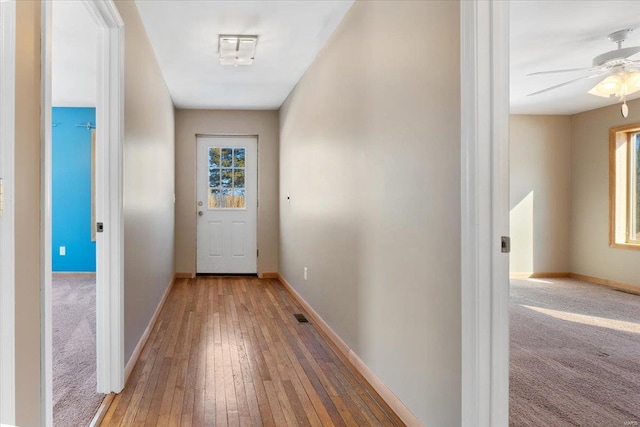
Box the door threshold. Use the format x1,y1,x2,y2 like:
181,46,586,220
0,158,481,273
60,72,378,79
88,392,115,427
196,273,258,277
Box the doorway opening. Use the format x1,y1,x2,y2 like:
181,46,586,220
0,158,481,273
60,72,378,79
508,2,640,425
42,0,124,425
50,3,103,425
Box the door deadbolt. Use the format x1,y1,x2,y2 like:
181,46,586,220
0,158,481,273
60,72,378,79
198,201,203,206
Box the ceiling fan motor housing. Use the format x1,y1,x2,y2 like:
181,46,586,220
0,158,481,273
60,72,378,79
608,29,632,45
592,46,640,67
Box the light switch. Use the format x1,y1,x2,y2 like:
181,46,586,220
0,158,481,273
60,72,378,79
59,246,66,256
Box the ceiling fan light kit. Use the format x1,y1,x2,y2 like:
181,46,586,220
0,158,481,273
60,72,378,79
528,29,640,118
588,72,640,98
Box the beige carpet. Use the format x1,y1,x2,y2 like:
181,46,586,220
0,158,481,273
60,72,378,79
53,273,104,427
510,277,640,426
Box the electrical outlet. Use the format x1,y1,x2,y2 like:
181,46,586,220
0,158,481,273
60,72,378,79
59,246,66,256
304,267,308,281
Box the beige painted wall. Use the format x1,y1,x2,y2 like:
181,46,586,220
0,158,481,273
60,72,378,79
279,1,460,425
14,2,42,425
174,110,279,276
570,98,640,289
510,115,572,274
115,1,176,361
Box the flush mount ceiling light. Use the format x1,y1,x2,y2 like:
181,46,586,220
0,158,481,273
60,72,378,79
218,35,258,66
528,29,640,118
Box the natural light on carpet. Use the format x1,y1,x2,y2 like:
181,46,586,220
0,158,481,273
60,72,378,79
522,305,640,334
528,279,553,284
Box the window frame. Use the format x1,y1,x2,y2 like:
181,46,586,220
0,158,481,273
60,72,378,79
609,123,640,249
207,146,248,210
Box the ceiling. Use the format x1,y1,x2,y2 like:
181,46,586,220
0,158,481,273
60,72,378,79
52,1,640,115
511,1,640,115
135,0,355,110
52,1,98,107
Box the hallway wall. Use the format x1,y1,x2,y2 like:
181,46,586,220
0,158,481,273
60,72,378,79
279,1,461,425
115,1,176,362
14,2,42,425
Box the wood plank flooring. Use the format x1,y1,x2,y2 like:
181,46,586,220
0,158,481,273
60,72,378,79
101,277,404,426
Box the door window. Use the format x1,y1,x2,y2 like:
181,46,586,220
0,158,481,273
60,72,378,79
208,147,246,209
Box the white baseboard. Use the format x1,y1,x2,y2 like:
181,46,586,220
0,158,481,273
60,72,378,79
124,274,176,383
277,274,422,427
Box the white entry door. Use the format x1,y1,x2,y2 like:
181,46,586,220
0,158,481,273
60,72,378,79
196,136,258,274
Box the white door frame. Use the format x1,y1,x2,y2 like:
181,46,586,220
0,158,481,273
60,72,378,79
196,135,259,275
41,0,124,425
460,1,510,426
0,1,16,424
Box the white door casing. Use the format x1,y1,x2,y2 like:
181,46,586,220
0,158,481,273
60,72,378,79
461,1,510,426
0,0,16,424
196,136,258,274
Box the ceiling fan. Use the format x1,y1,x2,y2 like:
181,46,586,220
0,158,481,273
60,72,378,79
528,29,640,117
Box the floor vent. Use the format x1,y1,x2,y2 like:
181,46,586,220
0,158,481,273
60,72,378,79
293,313,309,323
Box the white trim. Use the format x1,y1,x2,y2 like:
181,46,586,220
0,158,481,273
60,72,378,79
41,1,124,424
41,3,54,425
278,274,422,426
124,275,175,383
460,1,510,426
83,0,125,395
0,1,16,424
490,4,510,423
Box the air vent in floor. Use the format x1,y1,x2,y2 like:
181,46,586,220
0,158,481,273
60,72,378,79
293,313,309,323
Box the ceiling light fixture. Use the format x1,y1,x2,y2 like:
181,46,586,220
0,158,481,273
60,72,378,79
587,30,640,118
588,70,640,117
218,35,258,66
528,29,640,118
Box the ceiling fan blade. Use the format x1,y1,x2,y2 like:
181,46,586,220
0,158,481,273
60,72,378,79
527,66,601,76
527,71,610,96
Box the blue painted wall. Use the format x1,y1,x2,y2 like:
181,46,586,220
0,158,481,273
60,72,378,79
52,107,96,272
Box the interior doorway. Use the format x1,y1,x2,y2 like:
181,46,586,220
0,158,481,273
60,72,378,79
50,3,103,425
42,0,125,425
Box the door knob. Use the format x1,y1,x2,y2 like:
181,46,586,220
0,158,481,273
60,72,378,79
198,211,204,216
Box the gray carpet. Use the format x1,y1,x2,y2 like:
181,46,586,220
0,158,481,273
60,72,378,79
53,273,104,427
510,277,640,426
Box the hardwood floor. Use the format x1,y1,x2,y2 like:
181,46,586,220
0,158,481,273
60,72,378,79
100,277,404,426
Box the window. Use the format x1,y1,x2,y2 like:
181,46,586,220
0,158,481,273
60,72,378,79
610,124,640,248
208,147,246,209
